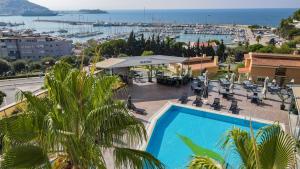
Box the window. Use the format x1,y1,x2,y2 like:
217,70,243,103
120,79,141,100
257,77,266,83
275,67,286,76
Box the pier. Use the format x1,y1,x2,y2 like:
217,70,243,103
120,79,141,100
34,19,94,25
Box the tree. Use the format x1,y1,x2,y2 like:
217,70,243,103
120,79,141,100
60,55,77,66
188,124,296,169
208,39,220,45
248,44,264,52
42,56,56,66
150,34,156,52
142,50,154,56
195,39,201,56
12,60,26,73
293,9,300,21
0,90,6,105
269,38,276,46
127,31,138,55
0,62,163,169
0,59,11,75
216,39,226,60
257,45,275,53
28,61,42,71
206,45,215,57
100,39,127,57
273,44,293,54
256,35,262,44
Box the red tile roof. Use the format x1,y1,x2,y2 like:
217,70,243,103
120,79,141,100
190,42,217,47
249,53,300,68
183,56,213,64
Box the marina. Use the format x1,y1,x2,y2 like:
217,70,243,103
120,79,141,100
0,9,295,43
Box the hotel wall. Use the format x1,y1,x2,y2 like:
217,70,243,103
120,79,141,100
286,68,300,84
191,67,218,78
251,66,300,84
251,67,274,80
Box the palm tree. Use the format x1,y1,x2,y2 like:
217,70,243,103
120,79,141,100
256,35,262,44
188,124,297,169
0,61,163,169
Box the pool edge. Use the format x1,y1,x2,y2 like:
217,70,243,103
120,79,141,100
141,102,285,151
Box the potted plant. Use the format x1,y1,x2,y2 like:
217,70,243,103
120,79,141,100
277,90,289,110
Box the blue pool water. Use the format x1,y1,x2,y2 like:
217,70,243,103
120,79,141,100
146,105,267,168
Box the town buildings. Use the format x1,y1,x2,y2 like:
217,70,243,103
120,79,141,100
0,30,73,60
169,55,219,78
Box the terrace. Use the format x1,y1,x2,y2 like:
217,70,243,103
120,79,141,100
118,79,290,130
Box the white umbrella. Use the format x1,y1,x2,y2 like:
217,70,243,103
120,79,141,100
229,73,235,92
230,73,235,84
203,70,208,79
262,77,269,99
272,79,276,84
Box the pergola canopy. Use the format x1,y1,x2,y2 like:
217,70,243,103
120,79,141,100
96,55,187,69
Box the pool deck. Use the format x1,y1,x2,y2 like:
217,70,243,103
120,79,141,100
119,80,290,130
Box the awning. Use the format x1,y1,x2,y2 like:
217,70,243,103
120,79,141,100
96,55,187,69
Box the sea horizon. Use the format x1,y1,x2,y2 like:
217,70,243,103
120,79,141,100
54,8,298,11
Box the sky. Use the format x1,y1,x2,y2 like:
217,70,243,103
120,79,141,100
29,0,300,10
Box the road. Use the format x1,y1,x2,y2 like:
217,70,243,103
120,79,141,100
0,77,44,108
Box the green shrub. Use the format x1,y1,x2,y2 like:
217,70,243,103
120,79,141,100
273,44,293,54
0,59,11,75
42,56,56,66
12,60,26,73
142,50,154,56
0,90,6,105
248,44,264,52
257,45,275,53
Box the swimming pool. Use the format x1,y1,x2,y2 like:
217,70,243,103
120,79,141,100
146,104,268,169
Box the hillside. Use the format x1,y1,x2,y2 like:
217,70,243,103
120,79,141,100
78,9,108,14
278,9,300,40
0,0,57,16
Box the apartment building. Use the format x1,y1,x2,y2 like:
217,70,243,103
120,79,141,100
0,31,73,60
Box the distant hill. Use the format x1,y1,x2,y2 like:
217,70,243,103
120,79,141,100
0,0,57,16
58,9,108,15
78,9,108,14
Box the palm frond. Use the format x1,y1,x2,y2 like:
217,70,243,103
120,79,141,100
1,145,50,169
0,62,162,169
188,156,222,169
114,147,164,169
258,124,296,169
178,134,225,163
219,127,256,168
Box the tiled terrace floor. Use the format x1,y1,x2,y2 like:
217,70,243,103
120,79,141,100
108,80,291,168
118,80,290,130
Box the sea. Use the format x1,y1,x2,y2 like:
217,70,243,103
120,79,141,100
0,8,297,43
